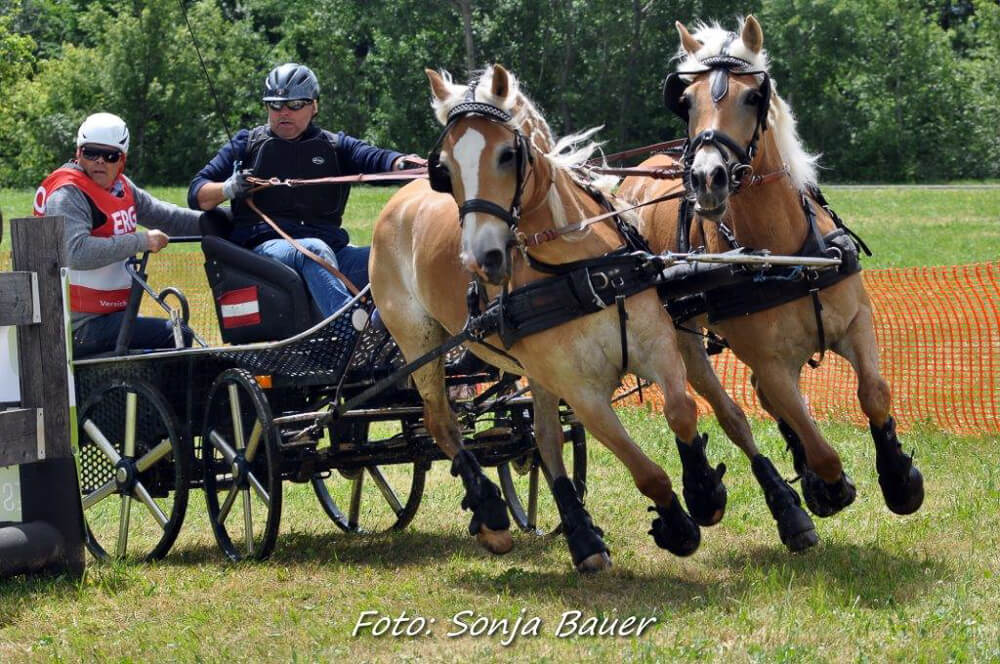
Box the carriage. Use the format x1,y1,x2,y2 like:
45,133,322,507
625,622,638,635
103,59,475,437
73,17,922,569
72,233,587,563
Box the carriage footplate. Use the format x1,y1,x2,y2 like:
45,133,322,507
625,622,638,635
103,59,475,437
451,449,511,537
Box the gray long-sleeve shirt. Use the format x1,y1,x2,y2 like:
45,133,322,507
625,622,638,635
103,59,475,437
42,162,202,328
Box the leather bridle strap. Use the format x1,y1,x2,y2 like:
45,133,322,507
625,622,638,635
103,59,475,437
244,195,362,297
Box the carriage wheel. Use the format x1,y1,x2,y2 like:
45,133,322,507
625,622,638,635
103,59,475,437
312,421,426,533
498,422,588,535
201,368,282,561
78,379,189,561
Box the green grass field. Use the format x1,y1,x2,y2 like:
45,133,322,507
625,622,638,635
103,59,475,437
1,185,999,662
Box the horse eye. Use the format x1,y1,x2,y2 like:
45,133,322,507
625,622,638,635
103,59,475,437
498,148,515,166
744,90,762,106
679,94,691,109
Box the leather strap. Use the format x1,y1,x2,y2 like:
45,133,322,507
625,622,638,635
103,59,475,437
244,195,361,297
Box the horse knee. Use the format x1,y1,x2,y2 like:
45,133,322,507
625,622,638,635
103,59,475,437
635,468,673,504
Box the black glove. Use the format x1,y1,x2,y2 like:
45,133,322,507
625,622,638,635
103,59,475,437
222,170,253,200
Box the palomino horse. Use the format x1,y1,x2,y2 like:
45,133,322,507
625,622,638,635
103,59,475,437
370,64,729,572
619,16,923,551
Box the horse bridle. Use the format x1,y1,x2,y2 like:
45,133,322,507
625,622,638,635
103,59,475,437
427,81,534,230
663,51,772,195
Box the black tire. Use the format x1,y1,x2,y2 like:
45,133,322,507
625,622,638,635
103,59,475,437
78,379,189,561
498,422,588,535
201,368,282,561
312,421,426,533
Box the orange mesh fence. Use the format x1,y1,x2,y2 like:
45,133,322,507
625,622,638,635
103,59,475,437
620,262,1000,435
2,246,997,434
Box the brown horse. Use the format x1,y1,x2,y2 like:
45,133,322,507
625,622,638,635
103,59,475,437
619,16,923,551
370,64,728,572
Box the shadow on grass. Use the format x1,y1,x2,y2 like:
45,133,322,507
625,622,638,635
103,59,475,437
0,571,81,627
715,540,952,607
161,527,563,568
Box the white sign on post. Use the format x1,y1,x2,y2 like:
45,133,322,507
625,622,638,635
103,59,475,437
0,465,22,523
0,325,20,404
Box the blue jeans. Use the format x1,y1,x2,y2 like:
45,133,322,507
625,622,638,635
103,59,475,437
252,239,370,318
72,312,191,358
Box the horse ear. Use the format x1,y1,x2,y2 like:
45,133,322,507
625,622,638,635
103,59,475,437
426,69,450,102
491,64,510,100
742,15,764,54
676,21,701,55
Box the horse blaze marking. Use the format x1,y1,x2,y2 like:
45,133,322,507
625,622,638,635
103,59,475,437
453,129,486,199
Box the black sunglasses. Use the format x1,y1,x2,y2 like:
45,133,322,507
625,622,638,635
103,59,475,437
265,99,311,111
80,147,123,163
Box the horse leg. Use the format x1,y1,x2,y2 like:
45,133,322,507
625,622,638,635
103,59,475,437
833,309,924,515
531,384,611,573
405,332,512,554
672,332,731,526
568,393,700,557
750,363,856,518
679,331,817,550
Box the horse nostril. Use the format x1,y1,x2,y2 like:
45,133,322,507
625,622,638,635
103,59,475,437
482,249,505,273
690,171,704,190
711,166,728,190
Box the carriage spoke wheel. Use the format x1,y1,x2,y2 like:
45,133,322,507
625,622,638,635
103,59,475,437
498,422,587,535
78,379,189,561
312,421,425,534
202,369,282,561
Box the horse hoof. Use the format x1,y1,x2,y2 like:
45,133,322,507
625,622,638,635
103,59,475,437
778,508,819,552
880,465,924,515
477,526,514,555
648,497,701,557
683,464,727,527
802,471,856,517
576,551,613,574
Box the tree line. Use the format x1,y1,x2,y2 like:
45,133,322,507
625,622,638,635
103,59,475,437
1,0,997,188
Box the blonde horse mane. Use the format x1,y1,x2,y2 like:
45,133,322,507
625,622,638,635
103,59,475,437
675,18,820,192
430,66,619,194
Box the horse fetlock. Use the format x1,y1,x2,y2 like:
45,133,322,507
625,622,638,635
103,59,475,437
870,417,924,515
676,434,728,526
552,477,609,568
452,449,511,535
751,455,818,552
801,470,856,518
647,493,701,557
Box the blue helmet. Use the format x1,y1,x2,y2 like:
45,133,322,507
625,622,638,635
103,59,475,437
263,63,320,101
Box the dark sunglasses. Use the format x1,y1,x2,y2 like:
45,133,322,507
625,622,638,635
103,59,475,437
265,99,311,111
80,147,123,163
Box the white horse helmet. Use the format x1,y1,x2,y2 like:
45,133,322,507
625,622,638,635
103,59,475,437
76,112,130,153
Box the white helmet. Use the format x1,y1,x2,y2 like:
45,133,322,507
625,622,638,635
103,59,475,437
76,112,130,153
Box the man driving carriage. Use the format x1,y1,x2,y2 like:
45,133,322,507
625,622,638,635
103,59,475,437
34,112,201,357
188,62,419,319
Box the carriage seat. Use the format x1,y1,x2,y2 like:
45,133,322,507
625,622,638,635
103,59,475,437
200,208,324,345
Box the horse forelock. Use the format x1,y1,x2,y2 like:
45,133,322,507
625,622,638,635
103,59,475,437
673,18,819,192
675,19,769,74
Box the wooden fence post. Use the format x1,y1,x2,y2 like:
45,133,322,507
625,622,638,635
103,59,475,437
0,215,85,577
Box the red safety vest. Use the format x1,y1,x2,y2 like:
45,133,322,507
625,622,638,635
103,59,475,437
34,167,138,314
